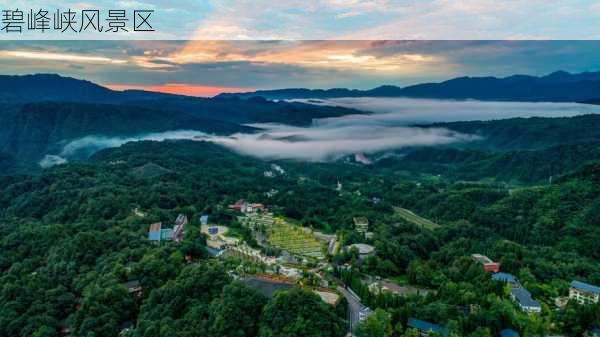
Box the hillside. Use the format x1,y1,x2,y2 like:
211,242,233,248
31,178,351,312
0,74,365,126
218,70,600,102
0,101,251,163
0,139,599,337
426,114,600,151
0,75,365,166
0,151,18,174
381,141,600,183
124,95,365,126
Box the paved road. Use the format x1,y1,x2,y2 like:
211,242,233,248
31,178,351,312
337,285,367,334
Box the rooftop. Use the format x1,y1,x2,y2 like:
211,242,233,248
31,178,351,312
472,254,494,264
492,272,517,283
500,329,520,337
148,222,162,232
570,280,600,294
407,318,447,336
511,287,541,308
124,280,139,287
348,243,375,255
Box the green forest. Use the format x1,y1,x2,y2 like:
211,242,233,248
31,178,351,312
1,136,599,337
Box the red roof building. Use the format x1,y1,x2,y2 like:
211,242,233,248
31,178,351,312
471,254,500,273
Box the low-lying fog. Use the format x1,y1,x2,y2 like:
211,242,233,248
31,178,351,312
40,98,600,167
296,97,600,124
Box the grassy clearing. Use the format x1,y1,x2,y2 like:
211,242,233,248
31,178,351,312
394,206,440,230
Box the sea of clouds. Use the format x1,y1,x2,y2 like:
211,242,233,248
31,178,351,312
39,98,600,167
297,97,600,124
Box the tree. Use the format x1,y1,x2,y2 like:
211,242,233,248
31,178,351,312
258,287,344,337
208,281,268,337
354,309,393,337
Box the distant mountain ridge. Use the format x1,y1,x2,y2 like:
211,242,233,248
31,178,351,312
217,70,600,102
0,74,364,126
0,74,365,166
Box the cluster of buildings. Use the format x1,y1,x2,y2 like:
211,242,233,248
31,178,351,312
147,214,188,243
472,254,542,314
491,272,542,313
228,199,266,214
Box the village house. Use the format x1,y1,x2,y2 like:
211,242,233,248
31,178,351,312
200,214,209,225
569,280,600,305
491,272,519,287
491,272,540,313
147,214,187,243
471,254,500,273
407,318,447,337
124,280,142,297
229,199,247,212
147,222,173,242
353,217,369,234
346,243,375,260
510,287,541,313
228,199,266,214
172,214,188,243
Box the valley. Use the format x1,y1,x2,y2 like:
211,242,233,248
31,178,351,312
0,72,599,337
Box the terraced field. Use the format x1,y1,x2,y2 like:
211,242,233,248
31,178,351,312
241,213,324,259
267,221,324,259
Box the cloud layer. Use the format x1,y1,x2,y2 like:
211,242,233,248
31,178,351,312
3,41,600,92
208,124,476,161
303,98,600,124
43,98,600,167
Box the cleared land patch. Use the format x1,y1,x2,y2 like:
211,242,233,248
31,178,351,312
394,206,440,229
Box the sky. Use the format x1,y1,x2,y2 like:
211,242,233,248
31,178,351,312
1,40,600,95
2,0,600,39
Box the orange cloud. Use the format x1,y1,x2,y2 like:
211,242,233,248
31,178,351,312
105,83,252,97
150,40,446,74
0,50,127,64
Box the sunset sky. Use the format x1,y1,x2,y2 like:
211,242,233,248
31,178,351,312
1,41,600,96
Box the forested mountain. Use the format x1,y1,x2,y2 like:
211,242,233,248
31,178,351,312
124,95,365,126
0,151,19,173
428,114,600,151
0,101,251,163
218,70,600,102
0,74,364,126
0,74,364,167
0,74,122,103
0,139,599,337
381,141,600,183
